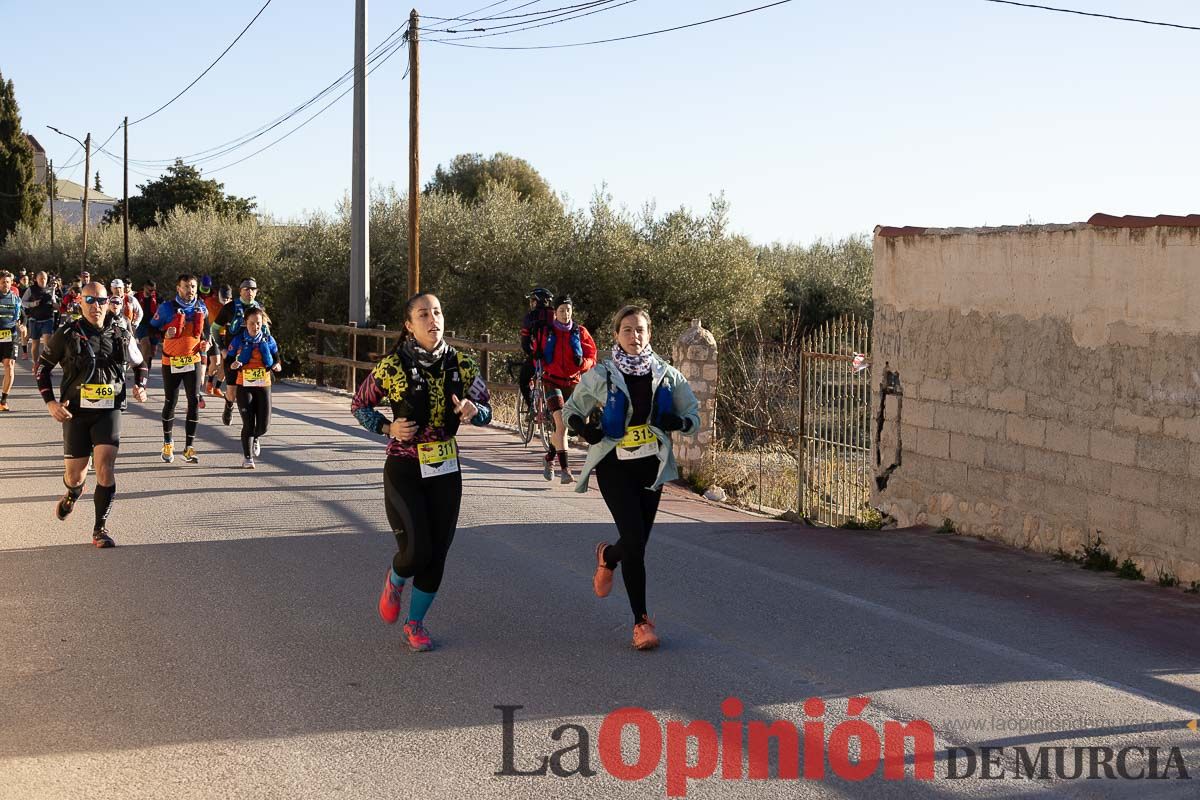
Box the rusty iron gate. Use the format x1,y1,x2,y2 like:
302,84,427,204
799,317,873,525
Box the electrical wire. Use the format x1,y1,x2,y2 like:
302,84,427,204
421,0,615,32
980,0,1200,32
129,0,275,126
425,0,617,23
423,0,794,49
419,0,637,41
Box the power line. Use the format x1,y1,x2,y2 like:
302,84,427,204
420,1,635,38
980,0,1200,32
425,0,616,23
433,0,537,28
129,0,275,126
422,0,615,31
423,0,794,49
121,22,410,168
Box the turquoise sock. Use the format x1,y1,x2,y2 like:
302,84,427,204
407,588,436,622
389,568,406,588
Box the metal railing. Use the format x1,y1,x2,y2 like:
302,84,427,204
307,319,522,393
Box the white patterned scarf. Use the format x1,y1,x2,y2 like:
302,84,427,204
611,343,654,376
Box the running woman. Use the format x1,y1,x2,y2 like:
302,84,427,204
107,279,143,335
0,271,27,411
350,293,492,652
563,305,700,651
226,307,281,468
214,278,265,426
539,294,596,484
149,274,209,464
37,282,148,547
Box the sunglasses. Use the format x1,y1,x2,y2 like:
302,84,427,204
81,295,113,306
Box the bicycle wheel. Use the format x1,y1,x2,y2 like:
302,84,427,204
516,387,535,445
533,386,551,451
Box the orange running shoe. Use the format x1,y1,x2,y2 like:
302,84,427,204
378,570,404,624
593,541,613,598
633,616,659,651
403,620,433,652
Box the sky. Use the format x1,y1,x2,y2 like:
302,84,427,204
4,0,1200,245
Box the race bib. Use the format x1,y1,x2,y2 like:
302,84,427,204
417,438,459,479
242,367,268,387
616,424,659,460
80,383,116,410
0,329,11,342
169,354,198,373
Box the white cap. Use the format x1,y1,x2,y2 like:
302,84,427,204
110,278,125,289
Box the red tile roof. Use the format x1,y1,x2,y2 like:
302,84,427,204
875,215,1200,237
1087,213,1200,228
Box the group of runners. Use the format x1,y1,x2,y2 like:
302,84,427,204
7,271,700,652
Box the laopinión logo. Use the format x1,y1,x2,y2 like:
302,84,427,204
495,699,1193,797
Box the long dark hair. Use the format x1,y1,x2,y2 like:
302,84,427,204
397,292,440,349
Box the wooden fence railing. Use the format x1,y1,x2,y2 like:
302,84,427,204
307,320,523,393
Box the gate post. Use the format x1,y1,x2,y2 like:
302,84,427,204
672,319,718,475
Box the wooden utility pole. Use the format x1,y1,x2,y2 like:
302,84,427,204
408,8,420,296
123,116,130,272
47,159,55,263
81,132,91,275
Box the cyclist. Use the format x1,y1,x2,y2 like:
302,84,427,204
226,307,281,468
0,271,26,411
351,293,492,652
563,305,700,651
37,282,148,547
539,294,596,483
518,287,555,412
150,274,209,464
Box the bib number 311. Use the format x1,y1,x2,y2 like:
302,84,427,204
418,438,459,478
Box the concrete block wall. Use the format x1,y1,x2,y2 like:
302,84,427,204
873,222,1200,583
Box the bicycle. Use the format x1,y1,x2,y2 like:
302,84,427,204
514,358,551,450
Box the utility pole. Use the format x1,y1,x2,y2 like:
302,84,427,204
348,0,370,324
82,132,91,275
123,116,130,273
47,159,55,264
408,8,420,296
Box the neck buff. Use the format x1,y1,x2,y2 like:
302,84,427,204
175,295,199,312
403,336,448,369
611,343,654,376
552,319,573,332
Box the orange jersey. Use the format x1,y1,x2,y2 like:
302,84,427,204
236,346,273,387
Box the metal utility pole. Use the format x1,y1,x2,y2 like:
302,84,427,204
348,0,370,324
408,8,420,296
82,132,91,275
47,159,55,263
123,116,130,272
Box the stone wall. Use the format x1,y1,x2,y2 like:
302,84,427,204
873,222,1200,583
672,319,718,473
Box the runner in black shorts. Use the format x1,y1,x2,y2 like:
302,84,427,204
37,282,149,548
0,271,26,411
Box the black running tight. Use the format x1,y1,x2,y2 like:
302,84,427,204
595,451,663,624
383,455,463,594
236,386,271,458
161,365,199,447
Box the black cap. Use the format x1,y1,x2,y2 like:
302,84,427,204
554,294,573,308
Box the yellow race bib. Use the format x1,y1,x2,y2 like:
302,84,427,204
242,367,268,386
0,329,11,342
617,424,659,461
417,438,459,478
169,354,198,373
80,383,117,410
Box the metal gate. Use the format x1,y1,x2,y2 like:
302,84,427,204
799,317,873,525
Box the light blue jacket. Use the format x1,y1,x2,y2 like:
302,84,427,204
562,355,700,493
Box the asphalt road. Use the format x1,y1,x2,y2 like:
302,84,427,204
2,365,1199,799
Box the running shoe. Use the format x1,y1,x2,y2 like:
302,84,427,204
559,469,574,485
0,402,9,412
402,620,433,651
182,447,199,464
378,570,404,624
632,616,660,651
92,529,115,548
543,456,553,481
55,491,78,521
242,457,255,469
252,437,261,457
221,404,233,426
593,541,613,598
160,443,174,463
198,395,206,410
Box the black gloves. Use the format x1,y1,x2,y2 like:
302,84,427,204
656,412,691,433
568,414,604,445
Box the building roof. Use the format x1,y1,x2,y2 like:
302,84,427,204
51,178,119,204
25,133,45,155
876,213,1200,238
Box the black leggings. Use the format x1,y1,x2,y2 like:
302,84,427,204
594,451,663,623
161,364,199,447
383,455,463,594
236,386,271,457
518,359,535,406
